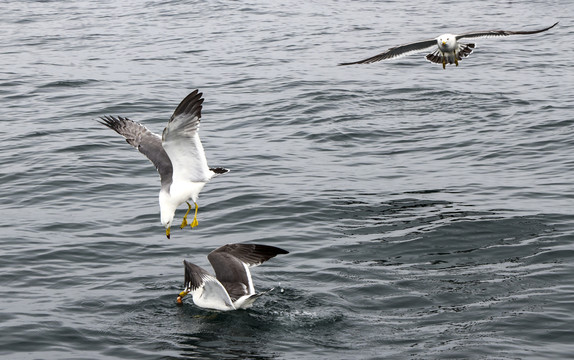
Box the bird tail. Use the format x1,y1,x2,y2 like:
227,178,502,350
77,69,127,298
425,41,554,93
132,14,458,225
456,43,475,60
241,288,274,308
425,43,475,66
425,50,443,64
210,167,230,175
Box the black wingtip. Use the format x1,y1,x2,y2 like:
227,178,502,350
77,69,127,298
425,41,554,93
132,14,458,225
98,115,115,128
172,90,204,120
98,115,128,131
250,244,289,261
211,243,289,265
268,246,289,255
542,21,559,31
245,244,289,257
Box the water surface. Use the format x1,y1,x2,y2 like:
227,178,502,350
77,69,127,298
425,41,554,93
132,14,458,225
1,1,573,359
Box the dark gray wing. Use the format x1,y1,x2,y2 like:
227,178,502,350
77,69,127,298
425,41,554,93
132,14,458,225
210,244,289,267
207,252,250,301
183,260,211,291
456,22,558,41
339,38,437,65
99,116,173,188
207,244,289,301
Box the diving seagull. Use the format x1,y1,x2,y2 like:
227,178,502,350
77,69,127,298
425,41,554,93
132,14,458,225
177,243,289,311
339,22,558,69
99,90,229,239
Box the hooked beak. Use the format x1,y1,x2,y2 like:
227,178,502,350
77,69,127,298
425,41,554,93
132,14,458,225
166,227,171,239
442,41,446,46
176,290,189,305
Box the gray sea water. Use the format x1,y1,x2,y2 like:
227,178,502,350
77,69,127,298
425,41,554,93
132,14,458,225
1,1,573,359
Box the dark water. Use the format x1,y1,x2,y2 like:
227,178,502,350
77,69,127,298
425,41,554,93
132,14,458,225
1,1,573,359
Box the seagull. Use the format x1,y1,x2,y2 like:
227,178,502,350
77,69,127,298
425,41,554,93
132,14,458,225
99,90,229,239
339,22,558,69
177,243,289,311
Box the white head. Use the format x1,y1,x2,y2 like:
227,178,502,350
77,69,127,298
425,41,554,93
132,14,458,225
161,213,175,239
159,191,177,239
437,34,457,52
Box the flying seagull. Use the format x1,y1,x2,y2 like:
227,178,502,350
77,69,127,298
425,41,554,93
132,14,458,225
339,22,558,69
177,243,289,311
99,90,229,239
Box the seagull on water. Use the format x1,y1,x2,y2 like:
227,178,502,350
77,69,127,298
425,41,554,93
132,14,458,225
100,90,229,239
177,243,289,311
339,22,558,69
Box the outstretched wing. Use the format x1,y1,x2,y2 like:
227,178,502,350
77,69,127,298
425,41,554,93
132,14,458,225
208,244,289,300
161,90,213,183
457,22,558,41
99,116,173,188
339,38,437,65
210,244,289,267
183,260,211,291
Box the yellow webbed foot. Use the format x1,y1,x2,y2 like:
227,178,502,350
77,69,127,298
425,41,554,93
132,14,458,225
180,202,192,229
190,203,199,228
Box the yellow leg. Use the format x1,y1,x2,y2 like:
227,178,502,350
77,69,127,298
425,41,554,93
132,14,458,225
455,57,459,66
442,58,446,69
180,202,192,229
190,203,199,228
